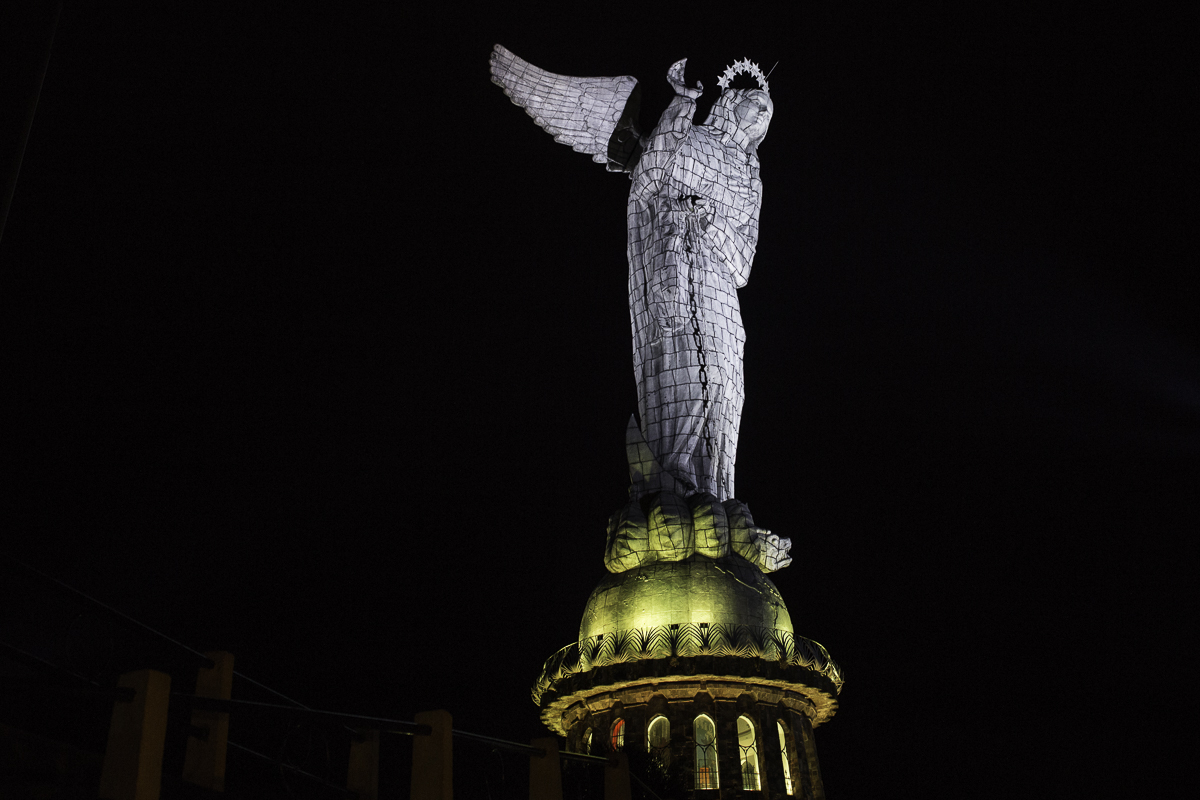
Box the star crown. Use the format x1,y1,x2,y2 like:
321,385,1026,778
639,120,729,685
716,58,770,95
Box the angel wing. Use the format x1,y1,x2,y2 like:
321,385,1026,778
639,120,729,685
490,44,644,173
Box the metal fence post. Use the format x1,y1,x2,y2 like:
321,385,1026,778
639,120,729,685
411,709,452,800
98,669,171,800
347,729,380,800
604,751,632,800
528,737,563,800
183,650,234,791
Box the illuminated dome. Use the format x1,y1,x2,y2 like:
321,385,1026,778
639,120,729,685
534,554,842,737
578,555,793,639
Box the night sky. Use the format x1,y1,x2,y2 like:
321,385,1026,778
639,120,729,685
3,4,1197,798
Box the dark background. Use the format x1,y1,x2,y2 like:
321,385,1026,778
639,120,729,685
3,3,1197,798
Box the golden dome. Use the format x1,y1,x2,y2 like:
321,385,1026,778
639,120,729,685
579,554,793,640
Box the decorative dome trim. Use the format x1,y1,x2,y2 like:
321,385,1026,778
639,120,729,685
532,623,842,707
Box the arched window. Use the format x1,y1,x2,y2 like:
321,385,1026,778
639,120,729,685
611,718,625,752
647,715,670,754
738,715,761,790
693,714,719,790
582,727,593,754
777,720,795,796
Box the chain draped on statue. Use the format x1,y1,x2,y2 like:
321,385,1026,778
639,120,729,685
627,85,763,502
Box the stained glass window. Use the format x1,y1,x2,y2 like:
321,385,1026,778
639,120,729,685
694,714,719,790
647,715,670,752
738,715,760,790
777,720,794,795
611,718,625,752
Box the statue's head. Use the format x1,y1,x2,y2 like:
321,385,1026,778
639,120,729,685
734,89,773,146
704,88,773,152
704,59,773,153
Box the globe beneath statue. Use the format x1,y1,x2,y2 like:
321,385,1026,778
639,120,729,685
579,554,794,641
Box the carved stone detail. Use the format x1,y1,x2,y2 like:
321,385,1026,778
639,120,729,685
605,493,791,573
531,624,843,734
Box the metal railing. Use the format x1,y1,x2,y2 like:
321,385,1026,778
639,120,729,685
1,557,661,799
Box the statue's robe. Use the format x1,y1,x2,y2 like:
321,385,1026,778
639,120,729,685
627,91,762,502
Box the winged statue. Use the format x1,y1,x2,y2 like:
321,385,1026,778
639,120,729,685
491,45,791,574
